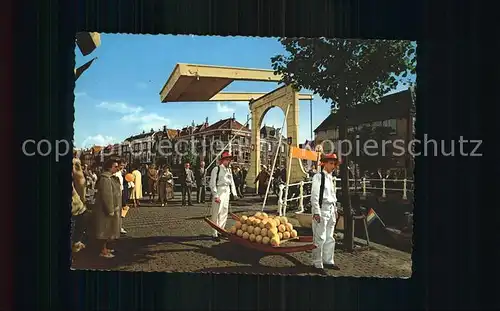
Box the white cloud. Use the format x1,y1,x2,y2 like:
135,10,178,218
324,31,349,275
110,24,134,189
216,102,235,113
80,134,116,148
121,112,171,132
234,101,250,107
97,101,144,114
75,92,87,98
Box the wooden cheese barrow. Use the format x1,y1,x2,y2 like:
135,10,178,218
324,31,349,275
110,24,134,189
203,213,316,254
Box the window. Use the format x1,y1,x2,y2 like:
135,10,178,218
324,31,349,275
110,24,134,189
384,119,397,134
133,143,140,151
142,142,148,150
347,126,358,133
268,143,272,152
281,145,285,153
330,129,339,140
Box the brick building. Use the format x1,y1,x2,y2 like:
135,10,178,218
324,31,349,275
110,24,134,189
80,145,102,169
123,129,162,167
314,88,415,174
259,125,288,168
158,116,252,169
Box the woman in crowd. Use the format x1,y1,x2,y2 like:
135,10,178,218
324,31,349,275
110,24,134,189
130,165,143,207
232,166,243,199
254,165,270,199
121,162,130,208
166,166,175,201
94,158,122,258
158,165,174,206
141,164,149,197
114,159,128,235
71,157,90,254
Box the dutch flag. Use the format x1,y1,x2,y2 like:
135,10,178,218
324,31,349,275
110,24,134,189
367,208,386,227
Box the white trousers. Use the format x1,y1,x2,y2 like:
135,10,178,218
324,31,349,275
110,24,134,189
211,188,230,237
311,207,337,268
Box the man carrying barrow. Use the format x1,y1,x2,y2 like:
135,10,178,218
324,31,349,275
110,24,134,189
210,151,239,242
310,153,341,271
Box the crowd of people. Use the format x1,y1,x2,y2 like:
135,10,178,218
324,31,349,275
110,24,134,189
71,156,123,259
70,153,264,260
70,148,408,271
72,150,409,262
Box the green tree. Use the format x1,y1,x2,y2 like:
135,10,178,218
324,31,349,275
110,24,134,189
271,38,416,251
181,150,197,166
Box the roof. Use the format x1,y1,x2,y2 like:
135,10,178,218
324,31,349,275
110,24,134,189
166,129,179,139
155,128,181,140
314,89,414,133
260,125,280,136
125,132,154,141
160,63,282,102
91,146,102,153
203,118,250,133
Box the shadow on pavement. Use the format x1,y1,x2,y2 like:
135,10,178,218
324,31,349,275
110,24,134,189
71,235,213,271
191,241,319,275
72,234,318,274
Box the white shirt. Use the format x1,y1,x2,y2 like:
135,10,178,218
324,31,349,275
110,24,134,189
114,171,124,191
210,164,237,197
310,171,337,215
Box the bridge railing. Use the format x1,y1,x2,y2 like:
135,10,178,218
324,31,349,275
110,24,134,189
277,178,414,215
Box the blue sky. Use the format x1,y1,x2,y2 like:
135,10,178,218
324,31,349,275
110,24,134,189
74,34,415,148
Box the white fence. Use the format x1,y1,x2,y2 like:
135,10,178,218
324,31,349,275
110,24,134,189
277,178,414,216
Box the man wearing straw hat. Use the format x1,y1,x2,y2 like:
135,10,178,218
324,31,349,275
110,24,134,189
310,153,341,271
209,151,238,241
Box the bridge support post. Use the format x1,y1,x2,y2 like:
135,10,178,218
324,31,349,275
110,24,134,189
298,180,304,213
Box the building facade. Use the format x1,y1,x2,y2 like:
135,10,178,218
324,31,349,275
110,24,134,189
122,130,158,167
259,125,288,168
314,88,415,175
79,145,102,169
79,114,299,174
159,116,252,169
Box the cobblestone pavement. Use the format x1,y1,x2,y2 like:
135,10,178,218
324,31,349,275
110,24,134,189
72,194,412,277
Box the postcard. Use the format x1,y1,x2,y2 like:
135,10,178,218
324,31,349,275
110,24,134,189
71,34,415,277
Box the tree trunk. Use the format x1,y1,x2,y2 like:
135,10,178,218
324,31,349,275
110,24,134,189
338,108,354,251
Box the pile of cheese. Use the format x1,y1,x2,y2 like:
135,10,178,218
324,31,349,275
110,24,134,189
229,211,298,247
